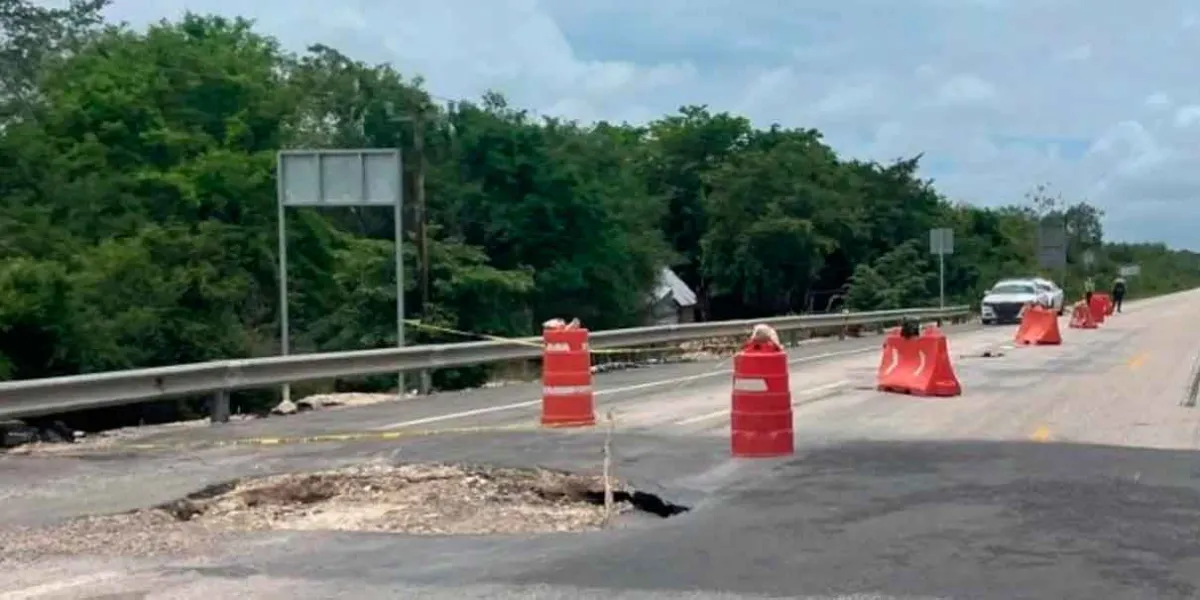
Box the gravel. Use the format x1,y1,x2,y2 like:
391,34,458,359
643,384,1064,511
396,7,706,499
0,463,629,562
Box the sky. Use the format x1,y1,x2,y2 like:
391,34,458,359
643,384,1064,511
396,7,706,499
89,0,1200,249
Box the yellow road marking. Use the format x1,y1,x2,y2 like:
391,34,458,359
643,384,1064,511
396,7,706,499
48,423,549,454
1030,425,1052,443
1128,353,1149,370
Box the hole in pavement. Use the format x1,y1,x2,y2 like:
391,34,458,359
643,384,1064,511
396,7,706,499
3,464,691,560
153,463,689,532
574,489,690,518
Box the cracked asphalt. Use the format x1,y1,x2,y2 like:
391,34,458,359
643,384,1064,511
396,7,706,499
4,291,1200,599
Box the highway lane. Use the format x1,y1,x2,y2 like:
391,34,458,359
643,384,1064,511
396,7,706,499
117,320,986,445
777,289,1200,449
116,290,1178,446
4,290,1200,598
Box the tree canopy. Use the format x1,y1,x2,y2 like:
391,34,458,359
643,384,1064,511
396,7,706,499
3,3,1198,422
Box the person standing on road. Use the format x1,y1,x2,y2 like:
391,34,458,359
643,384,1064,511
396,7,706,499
1084,276,1095,306
1112,276,1127,313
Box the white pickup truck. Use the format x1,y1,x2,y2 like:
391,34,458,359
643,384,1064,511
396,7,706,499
980,278,1063,325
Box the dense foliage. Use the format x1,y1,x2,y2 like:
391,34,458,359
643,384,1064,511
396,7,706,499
3,3,1198,421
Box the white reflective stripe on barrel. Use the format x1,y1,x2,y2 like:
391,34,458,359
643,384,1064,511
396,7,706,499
732,378,768,392
542,385,594,396
544,342,571,352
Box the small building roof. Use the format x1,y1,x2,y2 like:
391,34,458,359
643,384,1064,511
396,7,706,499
654,267,697,307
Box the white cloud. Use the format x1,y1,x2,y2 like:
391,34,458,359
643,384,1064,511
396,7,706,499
81,0,1200,249
933,75,998,106
1058,44,1093,61
1173,106,1200,128
1144,92,1172,109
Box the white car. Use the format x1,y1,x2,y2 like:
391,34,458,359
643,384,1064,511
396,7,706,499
980,279,1055,325
1029,277,1065,315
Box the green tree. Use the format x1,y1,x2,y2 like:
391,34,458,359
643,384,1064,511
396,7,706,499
643,106,752,318
5,9,1200,432
0,0,109,121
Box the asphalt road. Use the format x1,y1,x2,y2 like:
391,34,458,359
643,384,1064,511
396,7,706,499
4,291,1200,599
113,319,986,446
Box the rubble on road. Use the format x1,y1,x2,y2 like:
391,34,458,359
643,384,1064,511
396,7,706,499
1,413,260,454
0,463,652,561
1,419,79,449
4,392,402,452
270,392,399,415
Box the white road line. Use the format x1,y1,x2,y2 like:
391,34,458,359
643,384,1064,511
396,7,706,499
673,380,851,426
376,346,877,430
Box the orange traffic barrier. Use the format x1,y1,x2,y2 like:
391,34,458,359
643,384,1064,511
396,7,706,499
876,324,961,397
1088,293,1109,325
1014,304,1062,345
730,325,793,457
540,318,595,427
1068,301,1097,329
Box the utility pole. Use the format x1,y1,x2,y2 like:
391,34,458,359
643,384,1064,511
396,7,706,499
414,103,432,395
376,101,433,397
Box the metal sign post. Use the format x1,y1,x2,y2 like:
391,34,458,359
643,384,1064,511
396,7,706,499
929,228,954,308
277,149,405,403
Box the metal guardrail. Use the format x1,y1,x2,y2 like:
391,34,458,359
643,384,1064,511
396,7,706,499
0,305,971,422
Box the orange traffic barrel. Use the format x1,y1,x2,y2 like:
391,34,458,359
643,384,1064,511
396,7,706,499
1014,304,1062,345
541,324,595,427
1088,293,1109,325
1069,301,1097,329
730,337,793,457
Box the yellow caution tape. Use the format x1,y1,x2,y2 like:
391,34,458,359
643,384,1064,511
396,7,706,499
403,319,745,355
404,319,545,348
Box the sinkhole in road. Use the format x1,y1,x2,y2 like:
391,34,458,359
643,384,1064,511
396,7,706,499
154,462,689,535
1,464,685,560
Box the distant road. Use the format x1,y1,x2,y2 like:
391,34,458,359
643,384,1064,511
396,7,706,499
4,291,1200,599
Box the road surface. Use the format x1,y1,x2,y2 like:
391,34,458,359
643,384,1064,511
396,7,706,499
4,291,1200,599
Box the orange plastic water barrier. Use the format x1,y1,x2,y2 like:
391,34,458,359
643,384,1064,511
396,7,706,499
1014,304,1062,345
876,325,961,397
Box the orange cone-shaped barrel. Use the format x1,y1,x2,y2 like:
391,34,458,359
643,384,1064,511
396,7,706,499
541,326,595,427
730,339,794,457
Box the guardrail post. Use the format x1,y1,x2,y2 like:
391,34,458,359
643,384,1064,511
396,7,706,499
210,390,230,424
